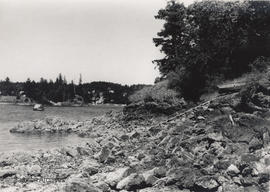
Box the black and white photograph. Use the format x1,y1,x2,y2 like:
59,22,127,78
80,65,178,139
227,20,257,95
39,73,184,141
0,0,270,191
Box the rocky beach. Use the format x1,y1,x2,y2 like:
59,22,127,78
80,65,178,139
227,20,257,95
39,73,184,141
0,79,269,192
1,0,270,191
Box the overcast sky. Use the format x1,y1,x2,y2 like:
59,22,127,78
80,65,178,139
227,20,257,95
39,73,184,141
0,0,194,85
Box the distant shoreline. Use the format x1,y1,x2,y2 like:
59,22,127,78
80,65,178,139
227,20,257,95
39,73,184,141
0,102,126,107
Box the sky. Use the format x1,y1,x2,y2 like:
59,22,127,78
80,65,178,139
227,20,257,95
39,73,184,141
0,0,194,85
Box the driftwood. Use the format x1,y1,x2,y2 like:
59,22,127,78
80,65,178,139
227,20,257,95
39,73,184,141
229,114,235,125
217,82,246,94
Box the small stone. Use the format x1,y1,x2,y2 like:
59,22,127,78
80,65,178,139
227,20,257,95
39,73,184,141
120,134,129,141
263,132,270,146
95,146,110,163
244,186,261,192
129,131,140,139
63,147,78,158
223,183,245,192
147,167,166,178
227,164,240,176
233,177,241,185
240,176,256,186
264,155,270,166
142,167,165,186
139,186,188,192
249,137,263,152
27,165,42,176
241,166,252,176
63,177,101,192
115,150,125,157
207,132,224,141
197,116,205,120
81,165,98,176
76,146,92,156
137,153,145,161
95,181,110,192
0,169,16,178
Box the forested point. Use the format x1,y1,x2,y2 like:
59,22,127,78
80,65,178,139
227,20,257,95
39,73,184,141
0,75,146,104
153,0,270,101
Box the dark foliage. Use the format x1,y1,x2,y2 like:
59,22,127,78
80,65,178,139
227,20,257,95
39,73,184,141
154,0,270,101
0,74,145,104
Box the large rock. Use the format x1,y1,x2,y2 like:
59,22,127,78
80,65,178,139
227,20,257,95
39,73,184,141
195,176,219,190
105,167,134,187
94,181,110,192
116,173,145,190
166,168,201,188
142,172,158,186
63,177,101,192
80,159,99,176
142,167,166,186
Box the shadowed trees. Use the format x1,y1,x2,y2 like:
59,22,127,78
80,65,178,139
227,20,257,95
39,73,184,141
154,0,270,101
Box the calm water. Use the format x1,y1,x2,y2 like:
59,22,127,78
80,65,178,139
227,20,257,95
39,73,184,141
0,104,122,152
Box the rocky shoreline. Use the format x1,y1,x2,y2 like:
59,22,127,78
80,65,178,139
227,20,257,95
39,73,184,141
2,82,270,191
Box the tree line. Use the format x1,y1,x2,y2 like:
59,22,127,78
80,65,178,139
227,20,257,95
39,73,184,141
154,0,270,101
0,74,145,104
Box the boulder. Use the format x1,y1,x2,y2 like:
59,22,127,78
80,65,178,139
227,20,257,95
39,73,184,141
195,176,219,190
116,173,145,190
63,177,101,192
94,181,110,192
165,168,200,188
142,173,158,186
105,167,134,187
80,160,99,176
142,167,166,184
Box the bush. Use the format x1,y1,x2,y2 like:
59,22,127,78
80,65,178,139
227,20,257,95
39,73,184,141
249,56,270,73
129,80,184,106
125,80,186,117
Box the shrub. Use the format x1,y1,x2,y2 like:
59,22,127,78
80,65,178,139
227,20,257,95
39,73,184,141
249,56,270,73
129,80,185,106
